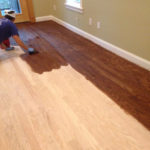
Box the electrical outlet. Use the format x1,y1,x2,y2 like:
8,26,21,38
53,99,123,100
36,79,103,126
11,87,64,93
89,18,92,25
53,5,56,11
97,21,101,29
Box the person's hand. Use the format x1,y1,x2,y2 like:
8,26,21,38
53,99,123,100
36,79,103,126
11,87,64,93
28,48,35,54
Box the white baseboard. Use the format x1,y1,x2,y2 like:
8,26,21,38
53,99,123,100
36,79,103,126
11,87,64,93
37,15,150,71
36,15,52,22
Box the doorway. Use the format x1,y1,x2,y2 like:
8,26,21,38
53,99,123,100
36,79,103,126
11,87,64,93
0,0,35,23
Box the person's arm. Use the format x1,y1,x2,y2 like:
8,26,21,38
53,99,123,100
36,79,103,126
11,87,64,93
13,35,28,51
10,22,28,50
10,22,35,54
13,35,36,54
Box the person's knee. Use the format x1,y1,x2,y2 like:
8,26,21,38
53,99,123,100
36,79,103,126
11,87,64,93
3,39,10,47
0,42,6,49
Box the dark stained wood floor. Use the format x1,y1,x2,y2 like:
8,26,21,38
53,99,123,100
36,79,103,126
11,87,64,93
14,21,150,130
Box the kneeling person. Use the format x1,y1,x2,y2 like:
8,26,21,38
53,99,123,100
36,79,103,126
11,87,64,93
0,10,35,54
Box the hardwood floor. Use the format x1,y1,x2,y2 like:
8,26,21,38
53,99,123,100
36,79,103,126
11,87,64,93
0,21,150,150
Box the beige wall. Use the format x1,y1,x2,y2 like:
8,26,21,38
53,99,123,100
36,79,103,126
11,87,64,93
51,0,150,61
32,0,51,17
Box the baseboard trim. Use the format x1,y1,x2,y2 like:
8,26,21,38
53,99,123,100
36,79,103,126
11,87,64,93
37,15,150,71
36,15,52,22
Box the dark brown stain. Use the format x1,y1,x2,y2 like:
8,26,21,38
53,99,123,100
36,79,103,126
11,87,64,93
20,37,67,74
15,21,150,130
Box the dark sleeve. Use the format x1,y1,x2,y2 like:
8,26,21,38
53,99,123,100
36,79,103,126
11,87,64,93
10,22,19,36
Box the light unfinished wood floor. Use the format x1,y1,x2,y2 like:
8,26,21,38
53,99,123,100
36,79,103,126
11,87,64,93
0,48,150,150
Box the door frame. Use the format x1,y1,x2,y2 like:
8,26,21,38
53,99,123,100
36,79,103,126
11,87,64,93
26,0,35,22
0,0,35,23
